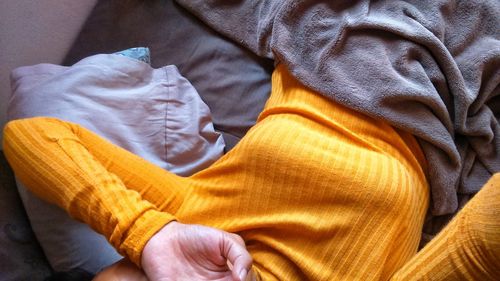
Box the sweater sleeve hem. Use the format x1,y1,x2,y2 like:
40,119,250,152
120,209,176,267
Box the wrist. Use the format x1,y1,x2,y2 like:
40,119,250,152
120,210,175,268
141,220,181,268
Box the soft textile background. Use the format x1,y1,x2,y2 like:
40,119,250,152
176,0,500,235
0,151,52,280
64,0,274,151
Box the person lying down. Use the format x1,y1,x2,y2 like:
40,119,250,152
3,64,500,280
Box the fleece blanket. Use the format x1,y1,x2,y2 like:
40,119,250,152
176,0,500,233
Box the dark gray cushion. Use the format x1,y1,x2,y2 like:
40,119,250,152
0,151,52,280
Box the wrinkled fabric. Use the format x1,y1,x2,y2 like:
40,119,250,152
8,54,225,176
7,53,225,273
176,0,500,229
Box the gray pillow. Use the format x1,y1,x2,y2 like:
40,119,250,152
9,53,226,274
63,0,273,151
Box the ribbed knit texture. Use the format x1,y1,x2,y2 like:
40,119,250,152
392,173,500,280
3,65,498,280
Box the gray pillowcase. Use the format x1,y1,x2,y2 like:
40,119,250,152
8,53,227,273
63,0,274,151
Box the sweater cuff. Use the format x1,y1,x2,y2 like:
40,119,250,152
120,209,176,267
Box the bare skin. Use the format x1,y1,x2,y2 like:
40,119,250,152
95,221,255,281
93,259,148,281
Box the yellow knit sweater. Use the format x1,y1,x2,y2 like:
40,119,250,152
4,64,499,280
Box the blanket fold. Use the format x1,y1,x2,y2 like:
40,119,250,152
176,0,500,234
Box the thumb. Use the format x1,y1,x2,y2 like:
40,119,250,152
221,233,252,281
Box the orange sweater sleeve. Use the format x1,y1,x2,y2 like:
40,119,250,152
3,118,177,266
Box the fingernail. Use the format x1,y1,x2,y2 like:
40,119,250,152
239,269,247,281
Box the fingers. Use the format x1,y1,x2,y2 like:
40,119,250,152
230,233,247,247
221,232,252,281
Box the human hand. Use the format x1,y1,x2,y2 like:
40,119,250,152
141,221,253,281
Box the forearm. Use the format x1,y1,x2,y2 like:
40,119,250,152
3,117,175,266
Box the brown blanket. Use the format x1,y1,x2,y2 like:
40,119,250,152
176,0,500,236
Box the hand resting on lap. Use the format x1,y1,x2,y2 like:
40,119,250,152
141,221,253,281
